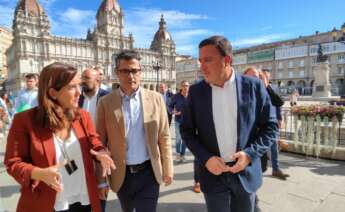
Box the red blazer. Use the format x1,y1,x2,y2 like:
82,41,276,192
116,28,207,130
4,108,103,212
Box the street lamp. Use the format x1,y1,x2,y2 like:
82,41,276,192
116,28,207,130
152,57,161,91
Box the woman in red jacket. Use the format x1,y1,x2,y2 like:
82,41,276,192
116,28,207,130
4,62,115,212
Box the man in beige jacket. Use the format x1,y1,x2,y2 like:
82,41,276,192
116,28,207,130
96,50,173,212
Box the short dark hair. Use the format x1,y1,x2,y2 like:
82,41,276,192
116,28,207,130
25,73,37,79
115,50,141,69
261,68,271,73
199,35,232,57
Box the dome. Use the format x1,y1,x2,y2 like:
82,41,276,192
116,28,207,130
153,15,172,41
15,0,44,17
97,0,121,17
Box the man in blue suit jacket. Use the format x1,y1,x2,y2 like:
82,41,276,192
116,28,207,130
180,35,278,212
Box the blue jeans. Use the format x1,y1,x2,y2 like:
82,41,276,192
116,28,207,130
203,173,255,212
270,140,279,171
175,121,186,156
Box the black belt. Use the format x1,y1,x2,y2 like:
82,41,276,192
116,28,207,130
126,160,151,174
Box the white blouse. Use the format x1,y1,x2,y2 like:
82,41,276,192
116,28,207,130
53,129,90,211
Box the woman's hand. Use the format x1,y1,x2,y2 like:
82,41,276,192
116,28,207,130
31,161,66,192
90,149,116,177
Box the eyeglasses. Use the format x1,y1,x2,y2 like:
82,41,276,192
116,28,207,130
117,68,141,76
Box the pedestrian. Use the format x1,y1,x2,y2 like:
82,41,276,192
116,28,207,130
159,83,174,126
95,50,173,212
14,73,38,113
169,80,189,163
181,35,278,212
290,89,299,106
4,62,115,212
79,68,109,124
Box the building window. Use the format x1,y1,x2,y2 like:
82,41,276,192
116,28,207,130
299,70,304,77
300,60,304,67
278,62,283,69
338,66,345,74
338,55,345,63
288,71,293,78
288,61,294,68
312,57,317,65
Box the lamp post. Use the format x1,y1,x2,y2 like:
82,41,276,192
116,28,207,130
152,58,161,91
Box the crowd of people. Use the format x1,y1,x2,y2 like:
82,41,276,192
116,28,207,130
2,35,291,212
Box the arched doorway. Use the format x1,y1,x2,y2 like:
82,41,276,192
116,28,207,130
297,80,306,95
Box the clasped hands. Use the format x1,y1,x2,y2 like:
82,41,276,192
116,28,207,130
205,151,251,175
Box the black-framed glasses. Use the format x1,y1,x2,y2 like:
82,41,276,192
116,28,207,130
117,68,141,76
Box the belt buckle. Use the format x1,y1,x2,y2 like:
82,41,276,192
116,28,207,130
128,166,138,174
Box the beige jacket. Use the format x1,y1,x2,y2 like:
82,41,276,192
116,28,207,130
96,88,173,192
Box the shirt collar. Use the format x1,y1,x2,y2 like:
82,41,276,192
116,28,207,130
211,68,235,89
119,87,141,99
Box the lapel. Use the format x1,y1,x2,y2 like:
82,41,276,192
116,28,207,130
39,126,56,166
113,90,126,138
203,82,214,125
141,89,154,135
78,91,85,107
235,74,250,150
71,117,90,159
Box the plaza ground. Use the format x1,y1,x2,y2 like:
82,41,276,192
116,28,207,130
1,129,345,212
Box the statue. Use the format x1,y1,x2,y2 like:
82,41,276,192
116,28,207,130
316,43,328,63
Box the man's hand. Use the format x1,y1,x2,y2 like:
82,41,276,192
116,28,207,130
227,151,251,174
98,187,109,200
90,149,116,177
163,175,173,186
205,156,229,175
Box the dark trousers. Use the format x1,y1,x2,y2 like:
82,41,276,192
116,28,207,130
167,112,172,126
203,173,255,212
194,159,200,183
117,164,160,212
100,200,106,212
55,202,91,212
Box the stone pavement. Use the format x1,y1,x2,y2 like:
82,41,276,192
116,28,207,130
1,137,345,212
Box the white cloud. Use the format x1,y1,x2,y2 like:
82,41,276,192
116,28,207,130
51,8,96,38
0,0,15,28
124,7,212,55
232,34,290,48
59,8,94,24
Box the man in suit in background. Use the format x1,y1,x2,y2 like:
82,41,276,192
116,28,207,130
159,83,174,126
181,35,278,212
96,50,173,212
79,68,109,124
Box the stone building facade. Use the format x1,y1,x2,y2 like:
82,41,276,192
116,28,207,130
6,0,177,91
232,24,345,96
0,26,13,81
175,55,203,91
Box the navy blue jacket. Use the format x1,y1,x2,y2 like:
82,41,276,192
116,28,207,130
78,88,109,108
168,92,188,124
180,74,278,193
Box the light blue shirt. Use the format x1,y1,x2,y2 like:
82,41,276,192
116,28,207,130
120,88,149,165
14,88,38,113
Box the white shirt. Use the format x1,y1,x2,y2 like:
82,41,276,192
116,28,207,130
211,71,238,162
53,130,90,211
82,89,98,124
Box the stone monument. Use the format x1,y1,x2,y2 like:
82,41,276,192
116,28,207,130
312,44,332,97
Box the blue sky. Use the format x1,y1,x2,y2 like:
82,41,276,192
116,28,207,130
1,0,345,56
